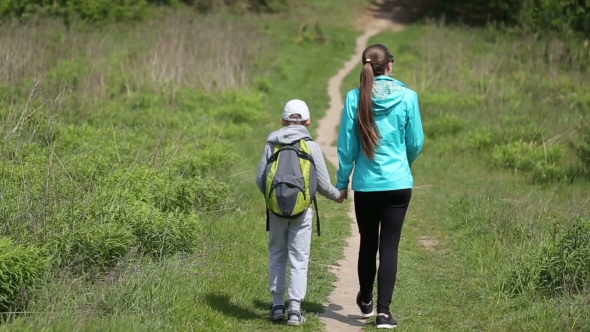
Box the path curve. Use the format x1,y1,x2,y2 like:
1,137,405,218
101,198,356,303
316,4,405,331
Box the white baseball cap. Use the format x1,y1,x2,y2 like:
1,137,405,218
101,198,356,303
282,99,310,122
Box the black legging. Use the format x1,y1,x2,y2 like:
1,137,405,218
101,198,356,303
354,188,412,314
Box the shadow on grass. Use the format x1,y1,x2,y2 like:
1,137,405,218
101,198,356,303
205,293,262,320
252,299,325,314
371,0,520,28
369,0,440,25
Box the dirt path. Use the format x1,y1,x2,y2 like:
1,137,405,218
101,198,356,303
316,2,405,330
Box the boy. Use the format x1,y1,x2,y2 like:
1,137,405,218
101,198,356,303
256,99,344,325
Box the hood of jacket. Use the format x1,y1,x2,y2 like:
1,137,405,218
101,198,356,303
371,75,408,116
267,125,312,145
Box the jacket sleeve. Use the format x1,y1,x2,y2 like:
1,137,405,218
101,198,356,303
255,144,271,194
405,91,424,166
309,143,340,201
336,90,359,190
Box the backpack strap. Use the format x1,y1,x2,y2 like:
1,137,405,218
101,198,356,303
286,137,313,146
313,197,320,236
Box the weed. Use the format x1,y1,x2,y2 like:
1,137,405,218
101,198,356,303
423,114,465,140
491,141,562,172
506,217,590,297
569,95,590,175
0,238,48,312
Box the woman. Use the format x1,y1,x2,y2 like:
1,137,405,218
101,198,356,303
336,43,424,329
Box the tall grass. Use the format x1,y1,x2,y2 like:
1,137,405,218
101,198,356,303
0,2,360,328
0,12,266,100
359,20,590,329
326,18,590,329
0,9,269,318
391,19,590,182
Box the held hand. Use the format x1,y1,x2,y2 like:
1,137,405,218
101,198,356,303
340,189,348,201
335,189,348,203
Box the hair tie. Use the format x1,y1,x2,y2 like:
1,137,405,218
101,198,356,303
365,58,371,63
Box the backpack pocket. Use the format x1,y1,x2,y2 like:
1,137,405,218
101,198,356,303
270,175,306,216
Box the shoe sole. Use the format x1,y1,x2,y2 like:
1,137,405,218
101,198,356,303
271,314,286,321
287,320,304,326
356,300,374,318
376,324,397,329
360,310,374,318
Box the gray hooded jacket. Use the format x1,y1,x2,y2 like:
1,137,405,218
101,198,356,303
256,125,340,201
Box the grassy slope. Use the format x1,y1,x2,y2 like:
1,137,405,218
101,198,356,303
1,1,364,331
196,20,362,332
336,25,590,331
3,1,588,331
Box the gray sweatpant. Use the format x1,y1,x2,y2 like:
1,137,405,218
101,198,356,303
268,208,313,312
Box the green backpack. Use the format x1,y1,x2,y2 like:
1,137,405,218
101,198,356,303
263,138,321,235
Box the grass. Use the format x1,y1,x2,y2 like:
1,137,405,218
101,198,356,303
339,22,590,331
0,1,361,331
2,0,590,331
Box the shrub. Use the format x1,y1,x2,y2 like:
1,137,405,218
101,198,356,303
56,221,137,273
157,176,230,214
0,238,48,312
99,166,166,203
538,217,590,294
531,161,569,184
447,195,520,241
37,166,224,271
468,116,546,150
171,142,239,178
499,116,547,143
126,202,201,258
423,0,589,36
506,217,590,296
423,114,465,140
491,141,563,172
0,0,293,23
570,96,590,175
468,129,495,150
0,0,150,23
191,0,289,13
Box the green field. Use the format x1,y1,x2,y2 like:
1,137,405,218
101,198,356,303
343,24,590,331
1,0,589,331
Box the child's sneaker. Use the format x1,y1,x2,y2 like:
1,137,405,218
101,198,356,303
356,292,374,318
269,304,286,321
376,312,397,329
287,310,306,326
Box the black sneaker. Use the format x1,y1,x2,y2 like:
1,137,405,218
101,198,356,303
355,292,374,318
269,304,286,321
376,312,397,329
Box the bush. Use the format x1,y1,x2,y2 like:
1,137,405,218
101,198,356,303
423,114,465,140
506,217,590,296
499,116,547,143
423,0,589,36
0,0,291,22
447,195,521,241
491,141,562,172
157,176,230,214
189,0,288,13
570,96,590,175
99,167,166,203
126,202,201,258
0,0,150,23
171,143,239,178
59,222,137,273
0,238,48,312
468,116,546,150
531,161,569,184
